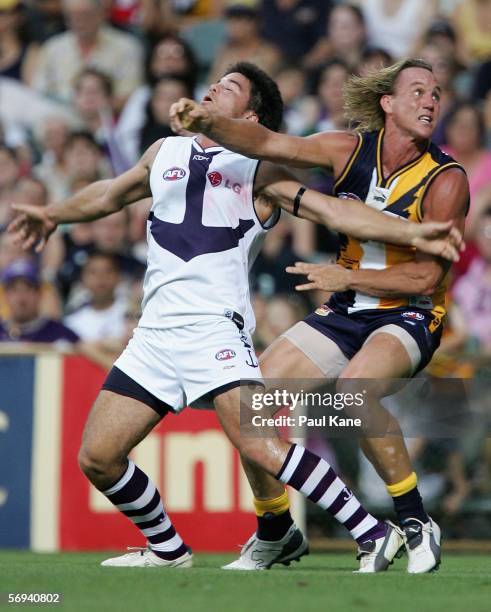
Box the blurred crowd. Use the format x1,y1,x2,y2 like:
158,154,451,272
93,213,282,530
0,0,490,535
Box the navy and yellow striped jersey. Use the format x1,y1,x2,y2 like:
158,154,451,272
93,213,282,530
331,128,465,319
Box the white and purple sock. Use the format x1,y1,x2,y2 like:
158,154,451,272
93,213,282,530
103,460,189,560
277,444,386,543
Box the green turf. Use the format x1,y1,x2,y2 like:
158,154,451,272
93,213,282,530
0,552,489,612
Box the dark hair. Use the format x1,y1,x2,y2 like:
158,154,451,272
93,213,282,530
0,144,18,162
65,130,102,152
222,62,284,132
311,58,349,93
445,101,486,148
145,33,198,93
85,249,120,272
75,67,113,97
331,3,365,26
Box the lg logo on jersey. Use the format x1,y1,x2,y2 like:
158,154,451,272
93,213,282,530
163,167,186,181
207,171,242,194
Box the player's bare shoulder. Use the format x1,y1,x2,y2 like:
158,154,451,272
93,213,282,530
298,130,360,175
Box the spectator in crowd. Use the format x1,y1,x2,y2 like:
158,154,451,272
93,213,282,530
64,250,127,342
24,0,65,43
0,258,78,344
64,131,112,195
62,209,144,308
306,59,350,133
208,4,281,85
250,216,313,311
138,76,191,155
0,0,39,83
452,206,491,356
357,0,438,59
33,117,75,202
452,0,491,65
418,43,460,145
77,294,142,369
260,0,332,64
115,32,198,166
443,102,491,219
31,0,143,110
275,64,315,135
73,68,114,145
303,3,366,73
356,46,393,77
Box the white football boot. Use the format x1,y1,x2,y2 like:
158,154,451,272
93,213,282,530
222,524,309,570
355,521,405,573
101,547,193,568
402,517,441,573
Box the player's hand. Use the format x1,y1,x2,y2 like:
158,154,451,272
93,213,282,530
169,98,213,135
286,262,352,292
410,220,464,262
7,203,57,253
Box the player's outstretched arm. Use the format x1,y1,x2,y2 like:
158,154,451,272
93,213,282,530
8,139,163,252
287,169,469,296
169,98,355,170
257,165,464,262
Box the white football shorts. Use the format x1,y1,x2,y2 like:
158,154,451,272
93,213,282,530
114,317,262,413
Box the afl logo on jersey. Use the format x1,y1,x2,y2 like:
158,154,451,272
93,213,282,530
402,311,425,321
163,167,186,181
207,171,223,187
215,349,236,361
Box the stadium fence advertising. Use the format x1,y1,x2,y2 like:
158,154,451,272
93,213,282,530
0,351,303,552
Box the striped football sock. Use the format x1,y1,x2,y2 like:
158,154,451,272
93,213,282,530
103,460,189,560
277,444,386,543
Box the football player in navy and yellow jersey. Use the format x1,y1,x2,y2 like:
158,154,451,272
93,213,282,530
172,58,469,573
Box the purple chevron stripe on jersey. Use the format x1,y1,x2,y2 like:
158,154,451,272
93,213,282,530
149,145,255,262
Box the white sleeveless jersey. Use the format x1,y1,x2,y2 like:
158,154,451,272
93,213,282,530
139,136,276,333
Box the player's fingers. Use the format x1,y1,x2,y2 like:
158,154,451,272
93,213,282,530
22,233,38,251
295,282,317,291
34,237,46,253
285,266,309,275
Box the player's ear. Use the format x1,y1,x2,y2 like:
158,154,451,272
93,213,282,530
243,111,259,123
380,94,393,114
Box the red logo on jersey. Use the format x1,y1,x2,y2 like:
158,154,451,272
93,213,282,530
215,349,236,361
163,167,186,181
207,171,223,187
402,311,425,321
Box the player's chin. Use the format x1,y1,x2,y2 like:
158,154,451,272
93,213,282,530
413,122,434,139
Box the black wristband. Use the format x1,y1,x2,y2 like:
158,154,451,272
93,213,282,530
293,186,306,217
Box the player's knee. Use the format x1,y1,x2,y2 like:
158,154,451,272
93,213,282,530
78,444,119,483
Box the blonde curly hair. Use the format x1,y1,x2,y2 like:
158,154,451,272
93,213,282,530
343,58,434,132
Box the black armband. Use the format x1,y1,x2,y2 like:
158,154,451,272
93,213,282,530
293,186,306,217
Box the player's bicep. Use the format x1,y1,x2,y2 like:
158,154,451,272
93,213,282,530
414,167,469,279
420,167,468,230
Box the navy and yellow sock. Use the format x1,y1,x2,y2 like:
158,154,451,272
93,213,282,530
386,472,429,525
255,490,294,541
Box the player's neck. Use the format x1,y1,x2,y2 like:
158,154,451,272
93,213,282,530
196,134,220,149
381,125,428,176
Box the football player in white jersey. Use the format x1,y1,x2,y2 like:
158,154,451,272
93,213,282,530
10,63,462,572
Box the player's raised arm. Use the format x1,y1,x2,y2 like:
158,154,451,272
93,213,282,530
255,163,464,262
8,139,163,252
170,97,355,170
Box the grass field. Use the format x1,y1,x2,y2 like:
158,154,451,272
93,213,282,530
0,552,490,612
